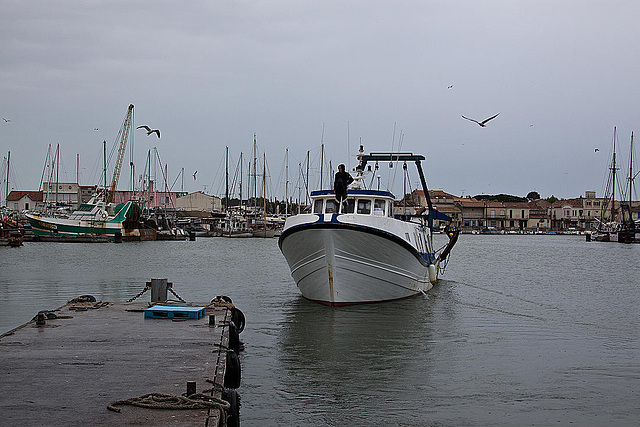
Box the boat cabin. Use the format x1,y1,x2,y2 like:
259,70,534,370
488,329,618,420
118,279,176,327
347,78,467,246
310,190,394,217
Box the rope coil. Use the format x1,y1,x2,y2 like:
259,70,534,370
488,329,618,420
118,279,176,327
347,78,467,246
107,392,230,425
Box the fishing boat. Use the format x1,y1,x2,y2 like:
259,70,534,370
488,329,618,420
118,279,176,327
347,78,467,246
25,195,136,239
278,148,459,306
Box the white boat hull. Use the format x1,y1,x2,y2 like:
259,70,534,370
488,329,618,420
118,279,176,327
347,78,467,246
279,224,434,305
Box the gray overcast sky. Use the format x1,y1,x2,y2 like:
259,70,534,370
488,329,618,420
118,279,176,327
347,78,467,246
2,0,639,201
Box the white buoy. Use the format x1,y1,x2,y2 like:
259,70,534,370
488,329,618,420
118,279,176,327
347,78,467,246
428,264,437,284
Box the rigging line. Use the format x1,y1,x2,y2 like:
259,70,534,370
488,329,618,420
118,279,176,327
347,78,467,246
390,130,404,191
38,144,51,191
230,155,243,199
153,150,177,210
209,148,227,197
274,149,288,201
169,168,182,192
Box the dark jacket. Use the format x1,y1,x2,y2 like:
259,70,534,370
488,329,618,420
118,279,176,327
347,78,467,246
334,170,354,201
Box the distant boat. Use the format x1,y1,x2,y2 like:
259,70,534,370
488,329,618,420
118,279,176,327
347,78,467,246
252,224,276,238
25,195,136,240
593,128,639,243
278,147,459,306
0,228,23,247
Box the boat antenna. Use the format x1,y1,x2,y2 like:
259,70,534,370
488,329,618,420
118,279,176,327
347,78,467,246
347,121,350,169
320,124,325,190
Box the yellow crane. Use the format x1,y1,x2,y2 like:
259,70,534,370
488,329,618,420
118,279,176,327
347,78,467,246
107,104,134,204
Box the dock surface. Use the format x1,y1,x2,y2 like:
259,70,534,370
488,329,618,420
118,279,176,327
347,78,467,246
1,298,235,426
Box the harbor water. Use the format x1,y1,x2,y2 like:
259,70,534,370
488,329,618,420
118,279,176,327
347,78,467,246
1,235,638,425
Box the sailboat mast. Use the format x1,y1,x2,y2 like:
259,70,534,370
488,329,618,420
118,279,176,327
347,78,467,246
4,151,9,207
55,143,60,207
612,129,617,222
263,153,266,225
285,148,289,216
253,134,257,228
103,141,107,203
239,152,243,214
629,132,634,208
225,146,229,212
305,150,310,207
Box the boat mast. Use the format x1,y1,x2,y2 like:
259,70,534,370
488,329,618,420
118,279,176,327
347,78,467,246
225,146,229,212
612,129,617,223
263,152,267,226
320,124,324,190
5,151,9,207
253,134,257,229
239,152,243,214
55,143,59,208
629,132,634,208
103,140,107,203
285,148,289,216
305,150,310,207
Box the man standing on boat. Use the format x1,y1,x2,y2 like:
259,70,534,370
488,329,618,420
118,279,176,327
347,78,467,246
334,164,354,210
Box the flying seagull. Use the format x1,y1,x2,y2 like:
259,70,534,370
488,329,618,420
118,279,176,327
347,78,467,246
2,117,11,123
461,113,500,127
595,148,600,152
137,125,160,138
193,171,198,180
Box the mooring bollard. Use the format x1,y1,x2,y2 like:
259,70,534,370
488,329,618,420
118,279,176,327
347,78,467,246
209,314,216,327
36,312,46,326
150,278,168,302
186,381,196,396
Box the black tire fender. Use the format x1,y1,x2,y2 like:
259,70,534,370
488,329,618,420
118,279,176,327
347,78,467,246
222,388,241,427
224,349,241,389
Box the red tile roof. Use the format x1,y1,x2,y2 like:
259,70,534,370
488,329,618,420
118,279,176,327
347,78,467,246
6,191,43,202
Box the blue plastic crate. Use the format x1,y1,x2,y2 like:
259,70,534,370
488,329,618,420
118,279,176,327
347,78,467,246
144,306,206,320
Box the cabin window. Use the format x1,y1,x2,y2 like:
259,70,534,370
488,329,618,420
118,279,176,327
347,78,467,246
313,199,323,213
374,199,386,216
325,199,338,213
343,199,355,213
357,199,371,214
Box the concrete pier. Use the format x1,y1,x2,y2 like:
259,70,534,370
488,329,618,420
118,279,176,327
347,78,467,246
0,294,241,426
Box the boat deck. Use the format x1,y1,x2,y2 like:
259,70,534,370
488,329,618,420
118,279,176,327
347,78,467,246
0,297,238,426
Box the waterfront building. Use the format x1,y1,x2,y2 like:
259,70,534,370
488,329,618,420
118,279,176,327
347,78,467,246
6,191,43,211
454,197,485,231
112,180,184,210
502,202,530,231
176,191,223,213
41,182,79,209
527,200,551,232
